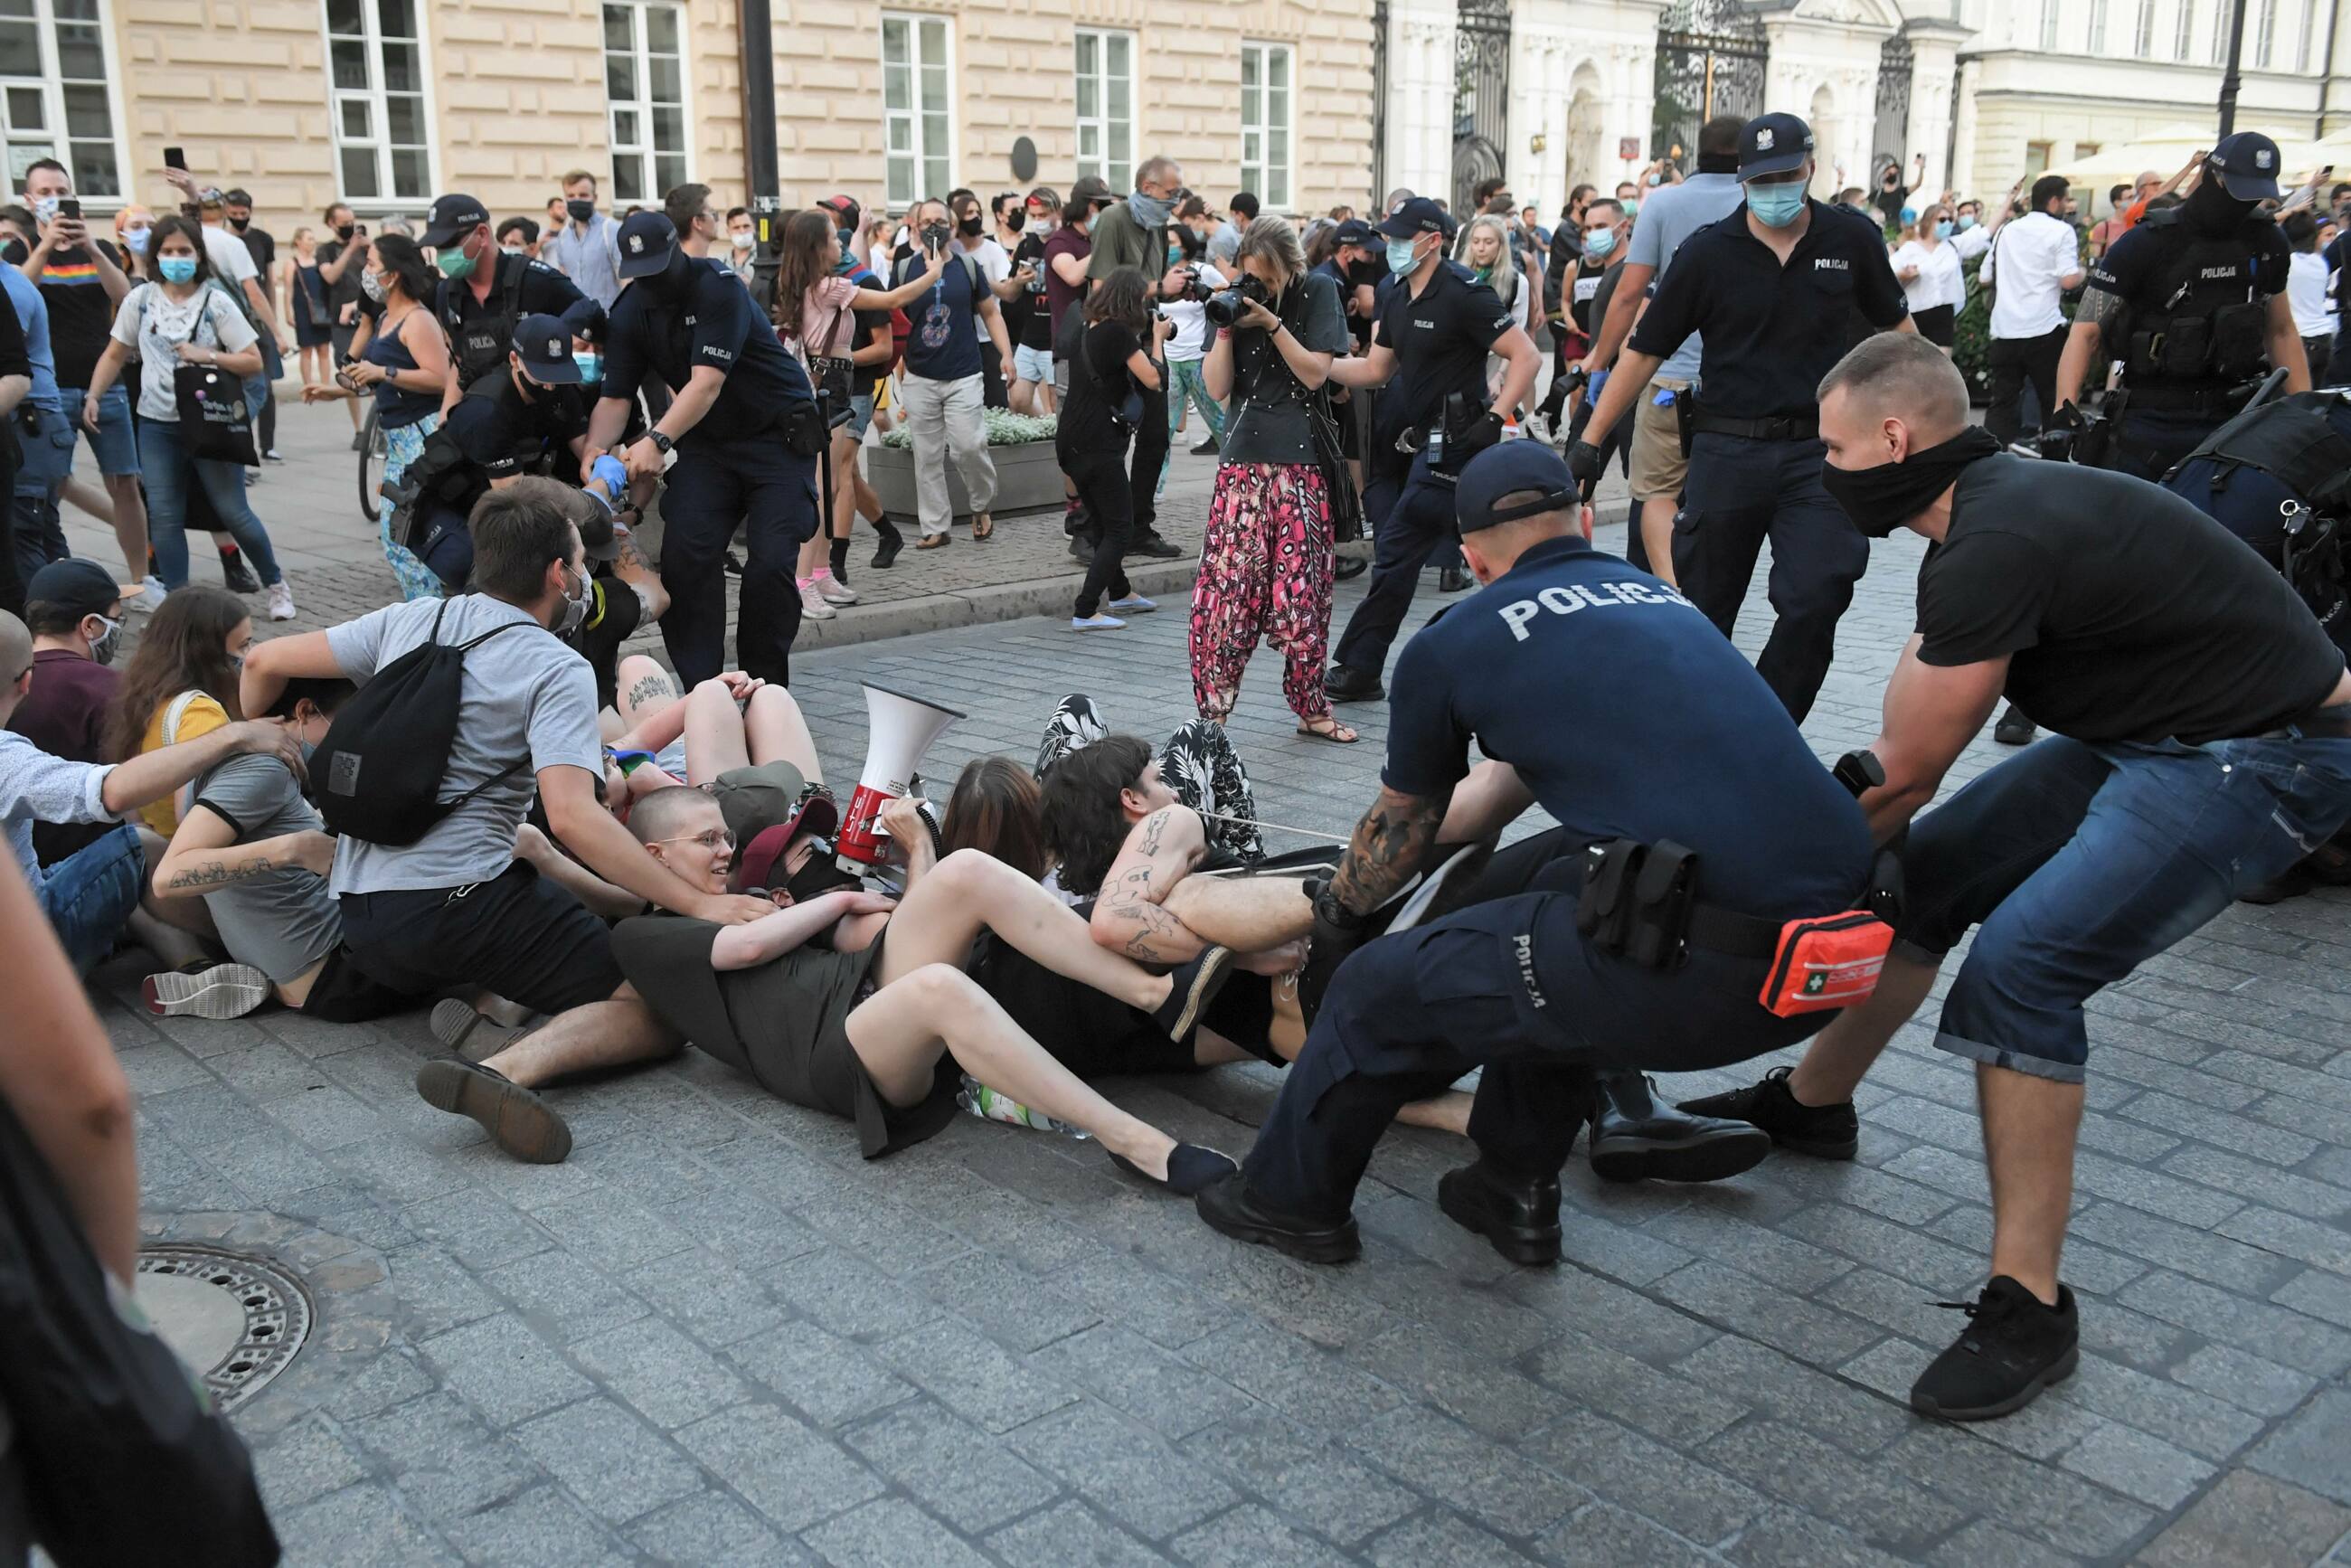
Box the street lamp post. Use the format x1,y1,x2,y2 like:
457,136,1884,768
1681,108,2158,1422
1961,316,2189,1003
2217,0,2249,137
739,0,783,290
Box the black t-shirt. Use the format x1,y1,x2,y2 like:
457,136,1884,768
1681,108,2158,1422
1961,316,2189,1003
576,572,645,712
2085,213,2290,310
1372,260,1514,453
316,238,366,319
1055,317,1141,456
1566,256,1609,335
237,224,276,279
604,257,813,444
1312,258,1373,354
34,239,123,388
1917,454,2346,743
1222,272,1349,467
1631,200,1911,419
444,371,590,482
1015,233,1052,351
439,252,603,385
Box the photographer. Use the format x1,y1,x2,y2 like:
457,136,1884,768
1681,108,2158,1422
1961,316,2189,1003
1061,268,1167,630
1158,221,1226,479
1195,217,1354,741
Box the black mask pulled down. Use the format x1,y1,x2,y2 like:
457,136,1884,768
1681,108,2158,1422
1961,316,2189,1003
1819,426,2001,538
2183,176,2259,237
784,854,864,904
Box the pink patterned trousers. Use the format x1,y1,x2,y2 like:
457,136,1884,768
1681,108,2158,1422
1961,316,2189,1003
1188,462,1334,723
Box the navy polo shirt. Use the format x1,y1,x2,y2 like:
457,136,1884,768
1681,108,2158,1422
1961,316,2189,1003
1630,199,1910,420
1372,259,1515,451
1383,534,1872,918
602,257,813,445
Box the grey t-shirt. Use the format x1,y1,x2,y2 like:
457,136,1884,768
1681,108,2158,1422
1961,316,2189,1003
325,594,602,894
191,753,338,984
1625,171,1744,385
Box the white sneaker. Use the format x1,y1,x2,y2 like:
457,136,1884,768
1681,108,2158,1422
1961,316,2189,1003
798,579,836,620
1108,593,1157,614
1071,613,1127,631
815,571,858,605
143,963,271,1019
131,575,167,614
266,580,296,620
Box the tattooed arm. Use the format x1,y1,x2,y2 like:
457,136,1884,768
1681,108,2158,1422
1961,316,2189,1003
1089,804,1213,964
1326,786,1449,920
2053,287,2122,409
154,808,335,899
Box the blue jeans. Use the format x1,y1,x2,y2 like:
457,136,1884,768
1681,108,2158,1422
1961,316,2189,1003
8,402,73,587
1900,722,2351,1082
137,419,281,590
34,823,143,975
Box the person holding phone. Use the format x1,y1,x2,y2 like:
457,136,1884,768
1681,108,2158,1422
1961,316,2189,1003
314,203,371,446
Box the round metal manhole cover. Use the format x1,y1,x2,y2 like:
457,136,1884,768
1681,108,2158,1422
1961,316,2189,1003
134,1245,313,1411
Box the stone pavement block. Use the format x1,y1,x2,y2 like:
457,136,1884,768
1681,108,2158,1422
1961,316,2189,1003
2048,1353,2268,1463
1355,1193,1527,1285
1007,1397,1242,1539
2162,1145,2351,1222
799,1497,996,1568
1348,1404,1585,1540
378,1244,504,1341
2119,1088,2324,1165
2072,1149,2246,1230
1638,1205,1855,1293
2122,1270,2351,1377
762,1246,944,1342
1179,1318,1404,1432
1346,1247,1560,1359
657,1182,826,1264
274,1086,409,1156
1029,1321,1260,1441
911,1248,1103,1354
1195,1241,1400,1351
1776,1202,1987,1295
873,1315,1081,1435
986,1499,1175,1567
2071,1202,2304,1295
1171,1504,1364,1568
441,1484,622,1566
2169,1342,2321,1420
1923,1522,2088,1568
1342,1322,1572,1443
673,1403,886,1534
1922,1207,2152,1299
1499,1264,1721,1366
524,1183,700,1274
2139,1470,2351,1568
512,1396,704,1525
1044,1246,1242,1351
624,1491,799,1566
841,1398,1062,1535
2271,1270,2351,1330
1520,1323,1748,1450
1362,1508,1544,1565
1669,1335,1913,1458
479,1247,652,1346
417,1312,592,1429
2246,1387,2351,1505
397,1186,558,1274
728,1319,917,1427
791,1182,974,1276
1518,1409,1764,1546
571,1315,753,1431
1739,1152,1959,1230
1886,1424,2156,1559
252,1413,371,1513
2246,1091,2351,1148
1176,1411,1423,1549
1721,1505,1924,1568
1533,1503,1720,1568
618,1245,786,1350
2058,1419,2217,1510
208,1037,334,1103
1648,1261,1884,1368
317,1352,439,1423
207,1126,344,1196
275,1482,458,1567
1698,1418,1967,1553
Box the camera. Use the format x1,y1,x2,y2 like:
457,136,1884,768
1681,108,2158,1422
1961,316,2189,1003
1203,273,1270,329
921,221,952,252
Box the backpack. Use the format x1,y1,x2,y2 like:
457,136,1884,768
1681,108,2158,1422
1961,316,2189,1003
312,599,532,845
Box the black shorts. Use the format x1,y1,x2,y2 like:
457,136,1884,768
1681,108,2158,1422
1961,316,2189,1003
335,861,624,1016
1912,304,1956,347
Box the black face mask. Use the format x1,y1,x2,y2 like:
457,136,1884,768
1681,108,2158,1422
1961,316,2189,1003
228,215,250,231
0,241,25,267
2184,176,2258,237
566,198,597,223
644,244,693,296
783,854,863,903
335,223,355,241
1819,426,2001,537
957,213,984,237
1003,211,1025,233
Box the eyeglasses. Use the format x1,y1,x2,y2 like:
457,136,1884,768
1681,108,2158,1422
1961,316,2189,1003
650,828,735,853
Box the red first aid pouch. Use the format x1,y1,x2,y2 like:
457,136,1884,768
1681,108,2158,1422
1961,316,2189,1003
1760,912,1893,1017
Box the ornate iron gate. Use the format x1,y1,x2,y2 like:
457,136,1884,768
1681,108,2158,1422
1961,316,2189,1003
1651,0,1768,164
1371,0,1389,203
1873,32,1913,187
1453,0,1510,215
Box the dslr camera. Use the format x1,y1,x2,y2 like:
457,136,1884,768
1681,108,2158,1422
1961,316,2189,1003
1204,273,1270,329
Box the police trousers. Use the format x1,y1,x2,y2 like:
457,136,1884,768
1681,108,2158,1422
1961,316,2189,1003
2109,409,2222,483
1242,881,1833,1221
657,433,819,689
1674,431,1870,723
1329,449,1454,680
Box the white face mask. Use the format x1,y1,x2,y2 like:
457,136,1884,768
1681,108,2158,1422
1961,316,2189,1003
731,229,756,250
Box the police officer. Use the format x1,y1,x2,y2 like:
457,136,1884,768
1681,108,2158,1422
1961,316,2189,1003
1196,441,1881,1265
588,212,823,690
1309,217,1380,581
1321,197,1540,703
2049,133,2309,480
418,193,605,403
1571,113,1913,722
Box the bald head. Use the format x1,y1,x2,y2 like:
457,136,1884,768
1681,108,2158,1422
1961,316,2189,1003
0,610,28,680
628,784,722,846
1817,330,1972,449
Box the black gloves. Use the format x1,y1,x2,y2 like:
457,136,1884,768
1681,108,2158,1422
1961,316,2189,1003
1455,409,1506,462
2035,401,2087,463
1296,878,1372,1027
1565,439,1605,488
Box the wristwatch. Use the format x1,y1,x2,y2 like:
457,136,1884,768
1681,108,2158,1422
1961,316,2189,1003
648,430,674,456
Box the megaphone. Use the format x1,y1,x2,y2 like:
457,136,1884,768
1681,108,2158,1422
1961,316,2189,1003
836,682,964,874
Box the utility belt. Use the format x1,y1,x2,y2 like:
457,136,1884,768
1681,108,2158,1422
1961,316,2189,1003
1680,400,1818,454
2117,380,2251,417
1574,838,1904,1017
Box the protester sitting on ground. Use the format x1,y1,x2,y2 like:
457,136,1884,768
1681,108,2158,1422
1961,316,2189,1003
12,560,127,864
239,484,776,1022
1034,693,1265,870
104,584,252,837
1,608,307,975
417,783,1243,1186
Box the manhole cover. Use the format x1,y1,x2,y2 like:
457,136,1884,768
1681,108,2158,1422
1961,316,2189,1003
134,1245,313,1411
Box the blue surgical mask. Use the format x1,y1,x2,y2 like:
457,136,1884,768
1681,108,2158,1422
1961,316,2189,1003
1745,181,1806,229
1956,213,1978,232
123,226,151,254
1385,237,1422,275
572,351,602,384
1128,191,1174,228
1621,197,1639,218
157,255,198,284
1581,227,1618,260
1933,220,1954,240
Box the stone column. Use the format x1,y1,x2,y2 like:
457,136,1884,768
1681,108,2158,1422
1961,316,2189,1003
1383,4,1455,204
1902,19,1972,207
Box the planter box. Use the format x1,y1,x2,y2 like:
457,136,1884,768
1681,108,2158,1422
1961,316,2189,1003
867,438,1064,522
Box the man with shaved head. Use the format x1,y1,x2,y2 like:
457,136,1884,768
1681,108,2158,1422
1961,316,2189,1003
1685,331,2351,1422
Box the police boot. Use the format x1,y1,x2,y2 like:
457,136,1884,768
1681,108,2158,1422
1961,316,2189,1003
1437,1159,1562,1266
1587,1072,1770,1184
1438,562,1471,593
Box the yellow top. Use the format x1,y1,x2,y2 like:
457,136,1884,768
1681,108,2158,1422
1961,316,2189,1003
135,690,230,835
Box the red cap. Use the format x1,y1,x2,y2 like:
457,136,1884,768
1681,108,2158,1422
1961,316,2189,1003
735,790,842,892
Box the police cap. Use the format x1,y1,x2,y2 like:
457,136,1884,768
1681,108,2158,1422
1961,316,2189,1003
1334,218,1378,248
420,193,490,247
1457,440,1578,534
615,211,678,279
513,313,581,383
1378,195,1455,241
2205,133,2282,201
1739,113,1815,182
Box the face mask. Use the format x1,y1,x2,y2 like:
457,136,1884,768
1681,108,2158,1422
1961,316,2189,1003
31,195,58,225
1128,191,1174,228
1956,213,1977,231
1582,227,1618,260
1933,220,1953,241
228,215,250,232
957,213,983,237
297,736,318,767
1004,211,1025,233
501,243,526,257
1746,180,1806,228
1621,197,1639,217
566,198,597,223
435,243,477,281
784,853,863,903
335,222,355,241
555,563,591,638
360,268,386,303
157,255,198,284
0,240,24,267
123,226,151,254
1386,237,1423,274
732,229,757,250
1820,426,2001,537
86,614,120,666
2184,176,2258,237
572,351,601,384
1167,241,1185,266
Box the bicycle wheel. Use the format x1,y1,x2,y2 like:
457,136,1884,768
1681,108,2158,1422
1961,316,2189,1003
357,407,384,523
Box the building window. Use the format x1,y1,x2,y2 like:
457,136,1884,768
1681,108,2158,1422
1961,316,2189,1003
2253,0,2276,65
1239,41,1292,211
1073,29,1134,197
2134,0,2155,53
2295,0,2315,70
2213,0,2229,61
882,13,951,209
324,0,430,204
602,2,686,205
0,0,122,199
2175,0,2195,58
2087,0,2108,51
2024,140,2053,176
2038,0,2059,49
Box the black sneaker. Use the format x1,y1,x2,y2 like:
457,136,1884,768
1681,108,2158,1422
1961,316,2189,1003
218,546,261,594
1195,1174,1361,1264
1438,564,1470,593
1126,530,1184,561
1992,704,2036,745
1189,433,1220,456
722,550,744,577
1911,1277,2078,1421
1676,1064,1858,1160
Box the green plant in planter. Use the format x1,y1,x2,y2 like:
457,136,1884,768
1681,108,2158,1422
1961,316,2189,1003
878,409,1059,449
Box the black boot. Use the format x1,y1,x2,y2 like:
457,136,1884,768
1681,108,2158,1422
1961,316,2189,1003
1436,1159,1562,1266
869,521,904,570
1334,554,1368,581
1992,704,2036,745
1676,1064,1859,1159
1588,1072,1770,1184
1911,1277,2079,1421
1438,563,1470,593
1323,664,1385,704
1195,1175,1362,1263
217,543,260,593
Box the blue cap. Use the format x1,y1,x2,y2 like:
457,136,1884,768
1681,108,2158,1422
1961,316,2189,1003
1739,113,1816,182
1334,217,1378,248
1377,194,1454,241
2205,133,2282,201
1456,440,1579,534
513,313,581,383
615,211,678,279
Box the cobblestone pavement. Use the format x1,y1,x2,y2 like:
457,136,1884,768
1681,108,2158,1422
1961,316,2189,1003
96,400,2351,1566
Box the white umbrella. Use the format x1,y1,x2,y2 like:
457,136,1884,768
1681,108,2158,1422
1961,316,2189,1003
2044,125,2312,189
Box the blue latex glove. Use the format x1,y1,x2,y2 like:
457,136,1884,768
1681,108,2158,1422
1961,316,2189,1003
589,452,628,501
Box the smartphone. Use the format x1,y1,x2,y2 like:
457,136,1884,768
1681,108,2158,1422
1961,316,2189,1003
163,146,186,172
58,198,79,220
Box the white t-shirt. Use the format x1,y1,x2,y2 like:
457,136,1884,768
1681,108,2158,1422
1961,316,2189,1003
2288,250,2334,339
960,236,1010,285
1891,239,1966,314
1950,222,1992,263
1978,213,2082,339
1162,261,1226,361
200,224,260,290
109,282,258,421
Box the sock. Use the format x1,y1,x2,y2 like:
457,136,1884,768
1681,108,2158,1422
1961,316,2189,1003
218,542,241,559
829,537,850,576
873,516,902,543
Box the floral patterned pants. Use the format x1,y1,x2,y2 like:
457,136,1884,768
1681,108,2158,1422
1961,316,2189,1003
1188,462,1334,725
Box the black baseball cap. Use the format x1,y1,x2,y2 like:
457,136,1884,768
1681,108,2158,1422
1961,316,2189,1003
25,557,135,617
513,313,581,384
615,211,678,278
420,193,490,247
1067,175,1115,210
1456,441,1579,534
2205,132,2283,201
1377,195,1453,240
1334,218,1378,248
1738,113,1816,182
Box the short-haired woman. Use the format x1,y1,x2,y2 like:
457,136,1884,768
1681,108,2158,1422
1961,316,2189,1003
1060,266,1169,629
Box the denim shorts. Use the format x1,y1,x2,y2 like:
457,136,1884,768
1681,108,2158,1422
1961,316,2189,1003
35,822,143,974
1898,723,2351,1082
63,384,138,477
843,392,873,440
1012,343,1053,385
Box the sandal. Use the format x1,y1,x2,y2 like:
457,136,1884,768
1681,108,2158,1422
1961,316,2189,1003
916,533,949,551
972,513,995,541
1295,716,1359,745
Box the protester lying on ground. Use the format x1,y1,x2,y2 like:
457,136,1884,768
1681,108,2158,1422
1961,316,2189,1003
416,783,1242,1189
596,656,820,813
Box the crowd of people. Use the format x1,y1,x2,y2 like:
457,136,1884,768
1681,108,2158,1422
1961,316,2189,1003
5,108,2351,1554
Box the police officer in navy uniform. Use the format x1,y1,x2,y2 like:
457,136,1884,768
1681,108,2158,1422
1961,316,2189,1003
2048,133,2309,481
419,192,606,398
1322,197,1542,703
586,212,822,690
1196,440,1879,1266
1572,113,1914,722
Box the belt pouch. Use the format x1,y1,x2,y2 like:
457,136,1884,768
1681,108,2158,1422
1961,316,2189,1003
1574,839,1645,951
1625,841,1699,969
